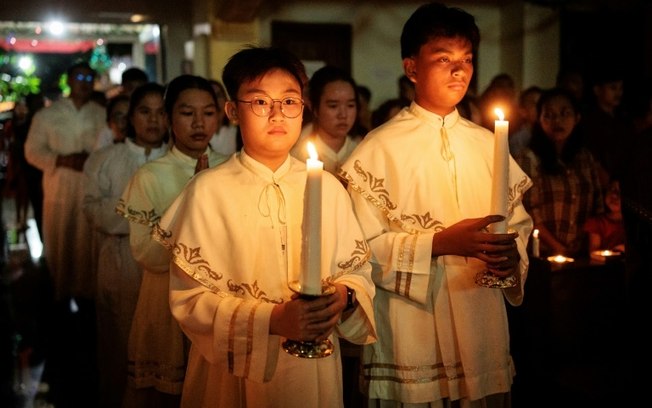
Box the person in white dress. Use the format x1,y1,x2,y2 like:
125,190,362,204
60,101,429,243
116,75,228,408
83,82,168,408
156,46,377,408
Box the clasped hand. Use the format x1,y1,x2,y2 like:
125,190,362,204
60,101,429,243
270,283,348,342
432,214,520,278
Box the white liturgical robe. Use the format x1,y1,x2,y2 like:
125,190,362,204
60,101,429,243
156,152,377,408
339,104,533,404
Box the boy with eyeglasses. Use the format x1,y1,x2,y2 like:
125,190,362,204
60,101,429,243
155,46,377,408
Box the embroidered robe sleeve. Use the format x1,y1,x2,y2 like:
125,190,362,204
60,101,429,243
118,167,171,273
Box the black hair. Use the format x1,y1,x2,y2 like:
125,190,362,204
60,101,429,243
357,85,371,103
222,46,306,101
66,61,95,78
163,75,217,118
530,87,584,174
121,67,149,84
308,65,358,111
400,2,480,59
105,94,130,123
126,82,165,140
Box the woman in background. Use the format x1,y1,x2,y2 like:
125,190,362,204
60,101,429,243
117,75,227,407
516,87,603,257
291,65,360,178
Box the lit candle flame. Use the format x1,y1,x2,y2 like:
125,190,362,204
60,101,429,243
307,141,318,161
533,229,539,238
600,250,613,256
494,108,505,121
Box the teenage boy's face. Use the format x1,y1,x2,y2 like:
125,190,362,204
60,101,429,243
227,69,303,171
403,36,473,116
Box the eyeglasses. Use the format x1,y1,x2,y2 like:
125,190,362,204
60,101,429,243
74,74,94,83
236,96,304,118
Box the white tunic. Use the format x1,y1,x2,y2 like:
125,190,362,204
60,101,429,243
116,146,227,395
339,104,533,404
83,138,168,407
156,152,377,408
24,97,106,300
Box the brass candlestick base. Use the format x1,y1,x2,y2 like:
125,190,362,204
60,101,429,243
282,281,336,359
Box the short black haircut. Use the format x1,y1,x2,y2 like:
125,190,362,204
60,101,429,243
400,2,480,59
222,46,306,101
122,67,149,84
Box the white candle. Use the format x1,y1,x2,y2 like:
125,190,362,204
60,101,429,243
532,228,540,258
490,108,509,233
300,142,323,295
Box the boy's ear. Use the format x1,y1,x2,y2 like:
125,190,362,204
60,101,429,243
225,101,239,124
403,58,417,82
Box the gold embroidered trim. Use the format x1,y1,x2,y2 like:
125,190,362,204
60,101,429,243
115,198,160,226
508,174,532,214
401,211,445,231
340,161,437,235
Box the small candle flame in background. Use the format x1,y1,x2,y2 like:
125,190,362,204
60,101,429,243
532,228,540,258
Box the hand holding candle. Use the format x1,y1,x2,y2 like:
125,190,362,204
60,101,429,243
300,142,323,295
490,108,509,233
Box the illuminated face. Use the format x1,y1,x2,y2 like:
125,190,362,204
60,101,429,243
131,93,167,148
403,36,473,116
314,80,357,142
226,69,303,171
539,94,580,145
170,89,219,158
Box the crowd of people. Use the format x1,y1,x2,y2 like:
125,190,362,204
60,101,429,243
1,1,649,407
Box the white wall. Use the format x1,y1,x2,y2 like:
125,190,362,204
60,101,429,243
201,1,560,109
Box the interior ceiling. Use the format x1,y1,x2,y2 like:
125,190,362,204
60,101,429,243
0,0,645,25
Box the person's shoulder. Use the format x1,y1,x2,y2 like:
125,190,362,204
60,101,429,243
208,149,229,166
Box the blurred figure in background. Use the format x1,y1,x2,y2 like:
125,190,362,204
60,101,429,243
24,60,106,407
515,87,603,257
478,72,518,130
83,83,168,408
208,79,240,156
371,97,406,129
581,67,633,188
93,94,130,150
509,86,543,156
352,84,372,137
291,65,361,178
3,93,46,238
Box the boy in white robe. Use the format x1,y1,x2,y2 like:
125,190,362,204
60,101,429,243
156,46,377,408
339,3,533,407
